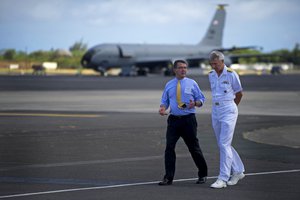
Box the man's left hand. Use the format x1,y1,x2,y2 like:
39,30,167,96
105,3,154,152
188,100,196,109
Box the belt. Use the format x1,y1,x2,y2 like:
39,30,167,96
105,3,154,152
170,113,195,119
213,100,234,106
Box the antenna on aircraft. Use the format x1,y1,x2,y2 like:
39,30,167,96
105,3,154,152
218,4,228,10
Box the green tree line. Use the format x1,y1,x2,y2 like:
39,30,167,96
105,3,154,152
231,43,300,66
0,40,88,69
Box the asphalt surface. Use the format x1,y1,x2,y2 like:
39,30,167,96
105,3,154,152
0,74,300,91
0,74,299,200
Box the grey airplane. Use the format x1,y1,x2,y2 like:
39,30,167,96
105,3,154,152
81,4,248,76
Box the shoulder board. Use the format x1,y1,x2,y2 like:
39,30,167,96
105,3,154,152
227,68,234,73
209,70,214,74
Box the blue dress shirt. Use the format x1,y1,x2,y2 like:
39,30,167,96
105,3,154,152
160,77,205,116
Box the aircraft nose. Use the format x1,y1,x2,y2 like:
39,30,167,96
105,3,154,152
81,54,90,67
81,50,94,67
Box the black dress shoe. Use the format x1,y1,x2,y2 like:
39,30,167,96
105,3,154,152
158,178,173,186
196,177,207,184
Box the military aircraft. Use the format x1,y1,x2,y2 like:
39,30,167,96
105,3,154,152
81,4,256,76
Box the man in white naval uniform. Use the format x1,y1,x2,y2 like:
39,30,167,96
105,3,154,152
208,51,245,189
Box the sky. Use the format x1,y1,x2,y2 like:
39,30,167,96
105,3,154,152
0,0,299,53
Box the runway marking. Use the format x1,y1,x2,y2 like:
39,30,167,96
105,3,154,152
0,155,189,172
0,154,193,172
0,113,102,118
0,169,299,199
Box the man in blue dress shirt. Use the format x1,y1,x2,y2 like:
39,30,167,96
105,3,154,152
158,60,208,185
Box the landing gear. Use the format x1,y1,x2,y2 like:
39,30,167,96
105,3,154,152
136,67,149,76
163,67,174,76
97,66,108,76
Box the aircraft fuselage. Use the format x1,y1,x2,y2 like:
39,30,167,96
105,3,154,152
81,4,227,75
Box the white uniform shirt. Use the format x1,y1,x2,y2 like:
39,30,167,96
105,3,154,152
208,65,242,102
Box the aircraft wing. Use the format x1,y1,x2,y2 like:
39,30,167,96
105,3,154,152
228,53,278,64
135,55,208,66
217,46,263,52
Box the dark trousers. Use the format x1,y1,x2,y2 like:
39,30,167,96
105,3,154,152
164,114,207,180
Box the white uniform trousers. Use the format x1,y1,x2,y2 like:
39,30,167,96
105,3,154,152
212,100,245,181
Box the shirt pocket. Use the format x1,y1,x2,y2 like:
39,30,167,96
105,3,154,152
220,80,230,89
210,81,216,89
184,87,192,94
183,87,193,102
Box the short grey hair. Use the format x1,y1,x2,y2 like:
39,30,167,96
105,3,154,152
209,50,225,61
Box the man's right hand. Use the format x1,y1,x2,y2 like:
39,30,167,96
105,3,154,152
159,106,168,116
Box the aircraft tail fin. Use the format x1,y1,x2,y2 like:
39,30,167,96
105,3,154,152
199,4,227,47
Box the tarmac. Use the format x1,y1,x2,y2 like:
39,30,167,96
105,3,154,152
0,74,299,200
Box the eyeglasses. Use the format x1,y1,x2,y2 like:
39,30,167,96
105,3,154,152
176,66,187,70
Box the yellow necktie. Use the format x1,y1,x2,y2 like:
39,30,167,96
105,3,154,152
176,80,185,108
